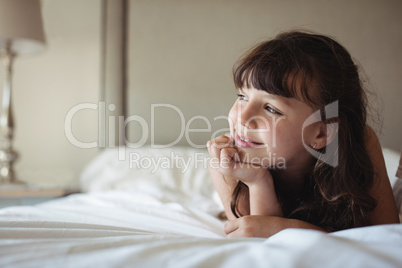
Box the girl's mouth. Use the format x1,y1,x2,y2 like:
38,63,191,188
235,134,264,148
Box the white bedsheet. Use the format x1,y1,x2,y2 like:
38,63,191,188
1,190,402,268
1,146,401,268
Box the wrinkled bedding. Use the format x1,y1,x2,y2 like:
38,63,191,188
0,146,401,268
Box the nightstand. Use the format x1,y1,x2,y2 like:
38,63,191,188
0,184,79,208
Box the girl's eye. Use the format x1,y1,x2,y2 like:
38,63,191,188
237,94,248,101
265,105,281,115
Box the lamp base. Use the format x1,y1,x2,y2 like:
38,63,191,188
0,43,21,185
0,150,21,184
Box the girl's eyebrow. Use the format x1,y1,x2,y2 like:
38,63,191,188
263,93,291,107
239,87,292,107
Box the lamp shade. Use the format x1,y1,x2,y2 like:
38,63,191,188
0,0,46,55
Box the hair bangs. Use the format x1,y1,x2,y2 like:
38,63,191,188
233,40,322,108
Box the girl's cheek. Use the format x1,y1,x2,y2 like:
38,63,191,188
270,122,304,154
228,105,238,131
263,120,285,151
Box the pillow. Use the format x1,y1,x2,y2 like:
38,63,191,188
396,148,402,179
382,148,400,187
392,148,402,221
394,179,402,221
382,147,402,221
80,146,401,219
80,146,223,211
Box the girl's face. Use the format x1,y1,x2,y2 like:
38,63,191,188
228,86,316,169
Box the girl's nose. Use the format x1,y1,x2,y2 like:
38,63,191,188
238,103,258,129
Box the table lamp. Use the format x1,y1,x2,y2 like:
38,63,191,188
0,0,46,184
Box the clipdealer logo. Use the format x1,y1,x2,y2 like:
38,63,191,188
64,101,339,166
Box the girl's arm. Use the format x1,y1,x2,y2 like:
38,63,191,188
224,215,326,238
207,135,242,221
243,170,282,216
208,168,238,221
365,126,400,224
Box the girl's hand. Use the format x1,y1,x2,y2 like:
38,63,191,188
224,215,326,238
206,135,242,220
206,135,239,185
207,135,282,217
224,215,285,238
207,135,271,187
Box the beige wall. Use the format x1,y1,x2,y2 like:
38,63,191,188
128,0,402,151
0,0,401,187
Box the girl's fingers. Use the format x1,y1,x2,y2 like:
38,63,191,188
206,141,211,154
216,146,265,179
209,136,233,149
208,136,268,182
207,135,242,176
218,147,239,172
214,136,230,144
224,220,238,235
207,135,235,162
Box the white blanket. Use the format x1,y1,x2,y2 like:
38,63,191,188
1,146,401,267
1,190,402,268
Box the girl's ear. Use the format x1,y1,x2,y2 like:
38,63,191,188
312,120,339,149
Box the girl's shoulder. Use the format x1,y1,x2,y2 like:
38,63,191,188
364,125,378,148
364,125,386,183
364,125,400,224
364,125,384,163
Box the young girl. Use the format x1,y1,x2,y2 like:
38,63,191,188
207,31,400,238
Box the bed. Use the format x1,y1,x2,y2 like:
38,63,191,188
0,146,401,268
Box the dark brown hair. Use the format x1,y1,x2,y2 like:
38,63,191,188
231,31,377,232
